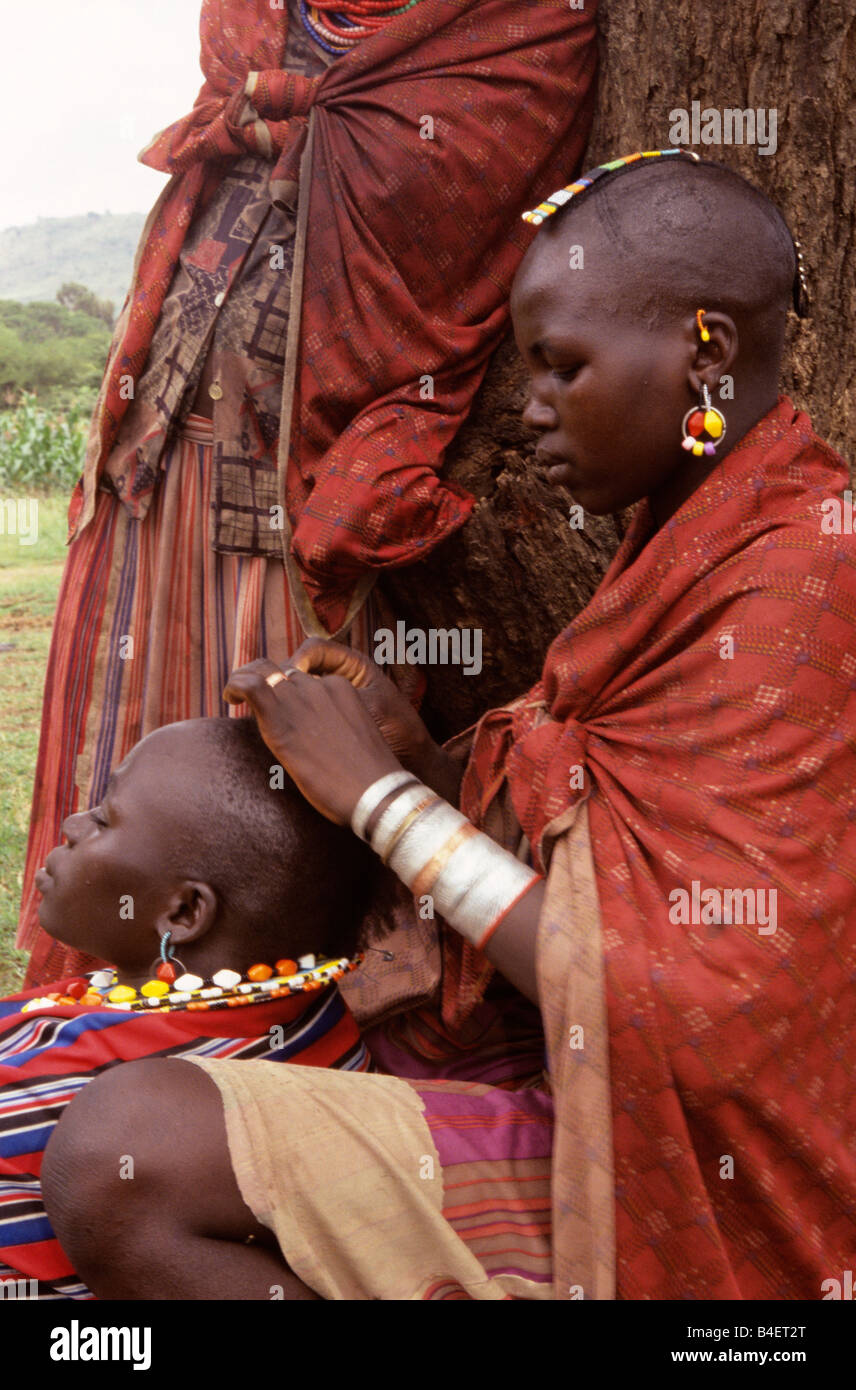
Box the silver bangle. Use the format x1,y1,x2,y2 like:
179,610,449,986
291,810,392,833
351,771,419,841
382,793,541,949
434,850,540,947
370,785,441,861
386,801,471,881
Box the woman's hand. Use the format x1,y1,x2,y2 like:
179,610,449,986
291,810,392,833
288,639,464,804
224,658,404,825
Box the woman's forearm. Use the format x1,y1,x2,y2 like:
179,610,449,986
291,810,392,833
408,734,465,805
354,774,543,1004
478,877,543,1004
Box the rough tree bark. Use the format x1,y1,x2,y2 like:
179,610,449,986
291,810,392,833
380,0,855,740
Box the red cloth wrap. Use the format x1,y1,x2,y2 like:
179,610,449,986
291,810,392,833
71,0,598,632
453,399,856,1296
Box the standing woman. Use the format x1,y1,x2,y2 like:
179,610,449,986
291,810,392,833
19,0,598,983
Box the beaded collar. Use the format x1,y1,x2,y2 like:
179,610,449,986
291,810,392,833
21,953,362,1015
299,0,423,56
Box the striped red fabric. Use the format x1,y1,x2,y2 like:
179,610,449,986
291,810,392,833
0,977,369,1298
412,1078,553,1297
18,421,380,983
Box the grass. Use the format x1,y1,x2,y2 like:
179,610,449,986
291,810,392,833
0,490,68,993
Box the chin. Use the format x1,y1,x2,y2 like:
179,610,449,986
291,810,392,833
569,489,619,517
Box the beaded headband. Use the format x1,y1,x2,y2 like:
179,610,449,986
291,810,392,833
521,146,809,319
520,148,700,226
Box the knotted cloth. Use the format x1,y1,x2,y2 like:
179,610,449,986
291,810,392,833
452,400,856,1297
70,0,598,633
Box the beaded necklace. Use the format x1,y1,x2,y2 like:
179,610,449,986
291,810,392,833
299,0,422,56
20,953,362,1016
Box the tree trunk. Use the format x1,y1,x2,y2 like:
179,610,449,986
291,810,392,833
381,0,855,740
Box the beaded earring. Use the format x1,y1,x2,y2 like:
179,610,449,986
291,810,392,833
682,384,726,458
155,930,185,984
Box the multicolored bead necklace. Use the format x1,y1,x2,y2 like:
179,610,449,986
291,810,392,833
21,953,362,1015
521,148,701,226
299,0,422,56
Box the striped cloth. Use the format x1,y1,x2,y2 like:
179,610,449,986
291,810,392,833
0,977,369,1299
18,414,385,986
188,1057,553,1299
411,1079,553,1298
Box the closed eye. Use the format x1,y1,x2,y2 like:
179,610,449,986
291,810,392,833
551,364,582,382
89,807,108,828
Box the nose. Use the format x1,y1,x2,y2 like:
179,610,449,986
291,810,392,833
521,385,558,433
60,810,90,845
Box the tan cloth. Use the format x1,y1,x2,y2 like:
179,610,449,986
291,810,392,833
538,802,616,1300
186,1059,550,1301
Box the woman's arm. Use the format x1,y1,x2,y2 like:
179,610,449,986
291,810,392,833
224,657,541,1002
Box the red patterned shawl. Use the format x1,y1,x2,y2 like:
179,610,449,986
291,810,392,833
70,0,598,633
457,399,856,1298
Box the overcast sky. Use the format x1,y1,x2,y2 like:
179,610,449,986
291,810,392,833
5,0,203,228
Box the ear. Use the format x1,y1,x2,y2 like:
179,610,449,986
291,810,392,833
686,311,739,397
153,881,219,949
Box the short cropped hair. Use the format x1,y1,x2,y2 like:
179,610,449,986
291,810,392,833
165,717,377,961
543,156,799,356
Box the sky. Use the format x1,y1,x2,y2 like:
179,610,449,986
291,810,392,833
4,0,204,229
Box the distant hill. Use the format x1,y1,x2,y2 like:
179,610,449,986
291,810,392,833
0,212,146,314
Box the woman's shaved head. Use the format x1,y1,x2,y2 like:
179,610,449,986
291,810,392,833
538,157,798,360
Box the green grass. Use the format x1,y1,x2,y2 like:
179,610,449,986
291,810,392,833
0,490,68,993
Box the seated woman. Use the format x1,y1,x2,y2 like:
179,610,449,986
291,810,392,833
0,716,373,1298
42,152,856,1300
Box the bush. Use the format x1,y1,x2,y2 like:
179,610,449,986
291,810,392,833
0,392,93,492
0,298,111,403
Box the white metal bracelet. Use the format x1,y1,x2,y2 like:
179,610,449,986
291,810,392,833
351,770,419,842
383,794,541,950
371,785,442,862
386,800,471,881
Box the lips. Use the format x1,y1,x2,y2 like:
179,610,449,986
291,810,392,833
536,450,577,487
34,867,51,893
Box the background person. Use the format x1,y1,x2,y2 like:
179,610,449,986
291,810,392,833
18,0,599,986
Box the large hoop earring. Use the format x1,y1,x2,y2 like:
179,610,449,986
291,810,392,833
681,383,727,458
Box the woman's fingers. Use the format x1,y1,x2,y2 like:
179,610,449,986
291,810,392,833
223,658,288,708
289,638,373,687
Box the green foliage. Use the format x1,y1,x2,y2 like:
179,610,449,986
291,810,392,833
0,297,111,405
57,281,115,327
0,393,93,491
0,492,69,996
